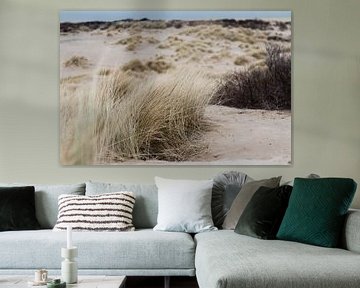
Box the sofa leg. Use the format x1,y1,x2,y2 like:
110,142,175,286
164,276,170,288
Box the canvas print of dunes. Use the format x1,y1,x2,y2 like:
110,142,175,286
60,11,292,165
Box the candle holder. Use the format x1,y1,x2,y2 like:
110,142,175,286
61,247,78,284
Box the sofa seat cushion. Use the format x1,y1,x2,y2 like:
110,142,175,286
195,230,360,288
0,229,195,270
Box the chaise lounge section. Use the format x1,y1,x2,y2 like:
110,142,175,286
195,216,360,288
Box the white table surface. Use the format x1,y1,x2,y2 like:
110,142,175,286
0,275,126,288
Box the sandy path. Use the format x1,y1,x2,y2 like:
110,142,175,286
197,105,291,165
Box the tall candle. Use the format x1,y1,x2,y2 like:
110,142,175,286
67,225,72,249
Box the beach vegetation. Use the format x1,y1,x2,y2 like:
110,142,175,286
214,43,291,110
63,56,90,68
60,69,215,164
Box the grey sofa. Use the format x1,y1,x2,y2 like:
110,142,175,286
0,181,360,288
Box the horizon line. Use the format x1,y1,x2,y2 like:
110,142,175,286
60,10,291,23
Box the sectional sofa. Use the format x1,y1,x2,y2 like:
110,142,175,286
0,180,360,288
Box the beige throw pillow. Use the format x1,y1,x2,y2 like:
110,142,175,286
222,176,281,230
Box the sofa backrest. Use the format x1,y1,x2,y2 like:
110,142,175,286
341,209,360,253
86,181,158,229
0,183,86,229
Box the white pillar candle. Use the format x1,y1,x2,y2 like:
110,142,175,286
67,225,72,249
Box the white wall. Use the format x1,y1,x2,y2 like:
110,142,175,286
0,0,359,207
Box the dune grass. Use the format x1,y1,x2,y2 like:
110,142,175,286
115,35,142,51
121,58,173,74
60,69,215,165
63,56,89,68
234,56,250,66
97,68,112,76
60,74,88,84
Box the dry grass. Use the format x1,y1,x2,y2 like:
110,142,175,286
122,58,173,74
251,50,267,60
60,69,215,164
63,56,89,68
210,49,233,61
179,25,266,46
234,56,250,66
60,74,87,85
122,59,147,73
146,59,173,73
147,36,160,44
182,25,245,42
98,68,112,76
115,35,142,51
131,20,167,30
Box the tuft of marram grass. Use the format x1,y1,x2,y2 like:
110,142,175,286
98,68,112,76
234,56,250,66
115,35,142,51
63,56,89,68
122,58,173,74
60,74,87,85
60,68,215,164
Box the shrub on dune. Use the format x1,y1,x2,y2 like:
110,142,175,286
214,43,291,110
60,69,215,164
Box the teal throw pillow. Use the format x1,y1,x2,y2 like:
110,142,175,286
277,178,357,247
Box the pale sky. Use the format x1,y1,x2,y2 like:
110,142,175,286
60,11,291,23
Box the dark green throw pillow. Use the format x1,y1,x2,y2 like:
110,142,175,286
235,185,292,239
277,178,357,247
0,186,41,231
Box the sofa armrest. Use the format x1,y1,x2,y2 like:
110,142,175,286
342,209,360,253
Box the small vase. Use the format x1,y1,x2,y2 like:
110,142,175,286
61,247,78,284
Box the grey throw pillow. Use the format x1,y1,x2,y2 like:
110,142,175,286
222,177,281,230
153,177,217,233
212,171,251,228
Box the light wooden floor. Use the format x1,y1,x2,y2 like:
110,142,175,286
126,276,199,288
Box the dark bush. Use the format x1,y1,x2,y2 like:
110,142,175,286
214,43,291,110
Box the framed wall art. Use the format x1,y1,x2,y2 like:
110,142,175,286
60,11,291,165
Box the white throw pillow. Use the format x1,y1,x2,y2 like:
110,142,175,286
53,192,135,231
153,177,217,233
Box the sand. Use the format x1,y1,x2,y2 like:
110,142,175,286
200,105,291,165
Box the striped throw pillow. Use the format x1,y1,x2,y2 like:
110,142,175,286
53,192,136,231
